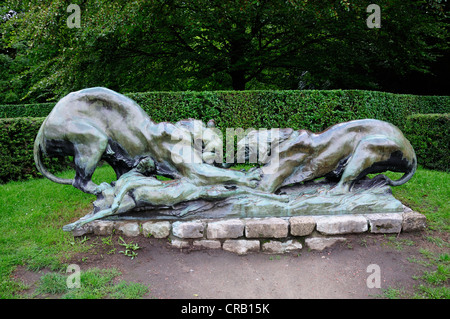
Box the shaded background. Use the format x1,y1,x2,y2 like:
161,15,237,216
0,0,449,104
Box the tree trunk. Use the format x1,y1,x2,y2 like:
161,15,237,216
230,70,247,90
229,34,248,91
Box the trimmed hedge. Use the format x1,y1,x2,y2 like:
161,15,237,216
404,114,449,172
0,102,55,118
1,90,449,130
127,90,450,133
0,118,72,183
1,113,447,184
0,90,448,182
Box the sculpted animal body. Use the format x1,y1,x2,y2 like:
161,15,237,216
34,87,260,194
62,157,283,231
248,119,417,193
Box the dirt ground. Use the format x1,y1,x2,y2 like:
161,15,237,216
15,231,442,300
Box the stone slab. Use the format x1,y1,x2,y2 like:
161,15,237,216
365,213,402,233
193,240,222,249
290,216,316,236
71,223,93,237
115,222,140,237
69,206,426,255
305,237,347,251
170,238,190,249
172,220,205,238
92,220,114,236
402,211,427,232
222,240,260,255
206,219,244,239
142,221,171,238
245,218,289,238
262,240,302,254
315,215,368,235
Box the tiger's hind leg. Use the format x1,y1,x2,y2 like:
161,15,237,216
68,121,110,194
330,136,399,194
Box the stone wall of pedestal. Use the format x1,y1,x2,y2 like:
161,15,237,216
71,206,426,255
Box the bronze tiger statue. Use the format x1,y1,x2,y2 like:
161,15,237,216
34,87,260,194
240,119,417,194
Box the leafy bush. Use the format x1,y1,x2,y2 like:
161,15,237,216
404,114,449,172
1,90,449,129
0,117,71,183
0,103,55,118
0,90,448,182
127,90,450,133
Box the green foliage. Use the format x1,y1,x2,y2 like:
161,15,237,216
0,117,71,183
390,168,449,231
404,114,449,172
35,272,68,295
34,268,149,299
2,89,448,123
0,165,448,298
0,102,55,118
407,250,450,299
129,90,450,151
118,236,140,259
0,90,448,183
1,0,448,101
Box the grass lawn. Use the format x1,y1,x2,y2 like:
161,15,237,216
0,165,146,298
384,169,449,299
389,169,449,232
0,165,448,298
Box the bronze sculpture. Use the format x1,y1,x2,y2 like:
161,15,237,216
34,87,260,195
244,119,417,193
33,87,416,230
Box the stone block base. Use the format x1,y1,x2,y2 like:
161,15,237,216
71,206,426,255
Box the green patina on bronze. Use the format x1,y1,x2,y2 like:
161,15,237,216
32,88,416,231
243,119,417,193
34,87,260,195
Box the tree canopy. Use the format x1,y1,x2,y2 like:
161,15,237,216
1,0,448,103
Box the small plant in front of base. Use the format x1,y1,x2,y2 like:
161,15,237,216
118,236,140,259
101,235,113,246
382,235,415,251
360,239,368,247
